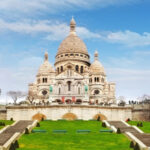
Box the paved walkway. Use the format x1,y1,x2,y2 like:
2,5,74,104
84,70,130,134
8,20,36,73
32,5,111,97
108,121,150,147
0,120,33,146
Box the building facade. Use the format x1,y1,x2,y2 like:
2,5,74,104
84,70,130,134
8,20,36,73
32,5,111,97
28,18,116,105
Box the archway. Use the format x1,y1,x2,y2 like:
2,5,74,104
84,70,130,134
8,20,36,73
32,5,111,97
32,113,46,121
62,113,77,120
93,113,107,121
66,99,72,104
76,99,82,104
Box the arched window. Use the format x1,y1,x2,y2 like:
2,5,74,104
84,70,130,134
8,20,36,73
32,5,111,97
75,65,79,72
43,78,47,83
59,87,61,94
97,77,99,82
61,66,63,72
68,81,71,91
95,77,97,82
57,68,59,73
78,87,80,94
80,66,83,73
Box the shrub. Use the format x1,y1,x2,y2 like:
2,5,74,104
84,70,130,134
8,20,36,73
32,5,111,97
9,143,15,150
102,122,106,128
25,128,29,134
14,140,19,148
36,122,40,127
140,122,143,127
117,128,121,134
97,116,101,121
41,117,44,121
10,118,13,121
134,143,140,150
137,123,140,127
0,122,5,126
130,141,134,148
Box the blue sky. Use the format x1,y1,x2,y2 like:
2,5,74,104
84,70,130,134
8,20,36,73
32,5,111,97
0,0,150,102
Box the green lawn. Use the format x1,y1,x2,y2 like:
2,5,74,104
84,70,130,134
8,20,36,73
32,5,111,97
0,120,14,129
18,121,131,150
128,121,150,133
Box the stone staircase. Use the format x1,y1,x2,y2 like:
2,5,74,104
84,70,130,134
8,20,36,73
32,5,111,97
108,121,150,147
0,120,33,146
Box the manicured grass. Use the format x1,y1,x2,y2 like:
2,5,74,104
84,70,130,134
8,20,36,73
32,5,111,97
128,121,150,133
0,120,14,129
18,121,131,150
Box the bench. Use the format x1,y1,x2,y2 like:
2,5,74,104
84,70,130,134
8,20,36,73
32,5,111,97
32,129,47,133
77,130,91,133
100,130,113,133
53,130,67,133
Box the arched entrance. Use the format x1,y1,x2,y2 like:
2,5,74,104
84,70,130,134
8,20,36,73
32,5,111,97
62,113,77,120
93,113,107,121
75,99,82,104
32,113,46,121
66,99,72,104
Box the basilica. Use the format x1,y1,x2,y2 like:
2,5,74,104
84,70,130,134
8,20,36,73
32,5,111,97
28,18,116,105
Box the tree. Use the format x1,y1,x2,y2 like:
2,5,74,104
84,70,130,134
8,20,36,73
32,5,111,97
7,91,26,104
118,96,126,106
27,91,37,104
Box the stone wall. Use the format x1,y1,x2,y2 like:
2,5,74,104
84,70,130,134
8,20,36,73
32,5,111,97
0,110,7,120
132,104,150,121
6,105,132,121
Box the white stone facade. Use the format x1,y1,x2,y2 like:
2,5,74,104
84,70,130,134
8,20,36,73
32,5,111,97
28,18,116,105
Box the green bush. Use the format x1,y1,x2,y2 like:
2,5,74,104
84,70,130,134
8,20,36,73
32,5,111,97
102,122,106,128
117,128,121,134
14,140,19,148
97,116,101,121
9,143,15,150
25,128,29,134
137,123,140,127
0,122,5,126
130,141,134,148
36,122,40,127
140,122,143,127
10,118,13,121
134,143,140,150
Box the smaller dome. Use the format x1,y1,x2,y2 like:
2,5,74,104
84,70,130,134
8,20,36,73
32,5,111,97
38,52,55,74
89,51,105,74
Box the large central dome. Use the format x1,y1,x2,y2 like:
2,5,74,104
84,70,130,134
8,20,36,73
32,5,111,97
57,34,88,55
56,17,89,57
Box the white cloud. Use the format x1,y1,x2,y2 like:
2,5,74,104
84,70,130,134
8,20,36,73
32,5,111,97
105,30,150,46
0,0,142,15
1,19,150,47
0,19,100,40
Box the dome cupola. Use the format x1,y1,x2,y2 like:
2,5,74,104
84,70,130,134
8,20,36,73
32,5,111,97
89,51,105,75
55,18,90,66
38,52,55,74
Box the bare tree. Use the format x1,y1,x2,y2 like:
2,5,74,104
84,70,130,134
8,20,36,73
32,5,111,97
117,96,126,106
7,91,27,104
27,91,37,104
